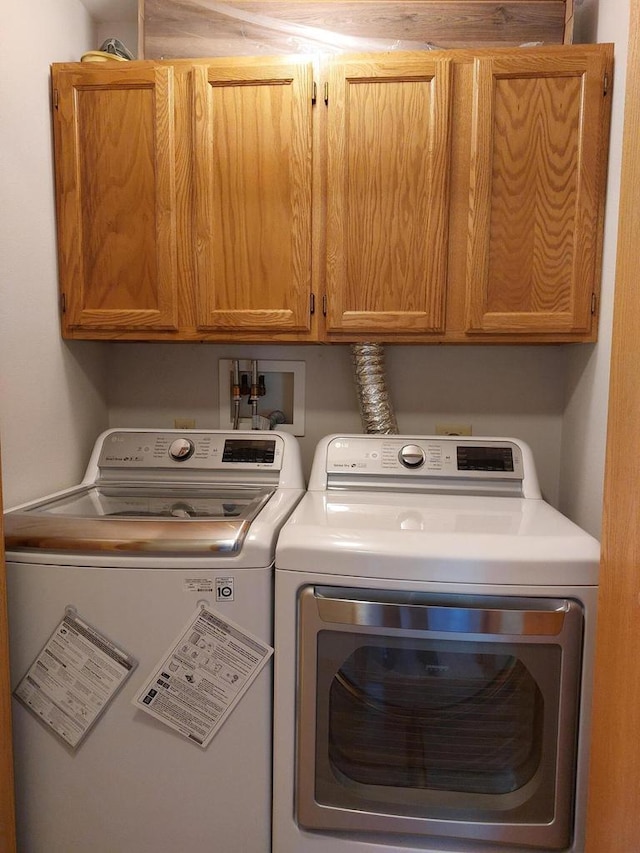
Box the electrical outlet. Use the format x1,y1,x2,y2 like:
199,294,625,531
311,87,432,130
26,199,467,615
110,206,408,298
174,418,196,429
436,423,472,436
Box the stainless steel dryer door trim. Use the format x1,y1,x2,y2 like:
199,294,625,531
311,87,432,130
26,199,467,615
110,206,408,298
314,587,570,635
296,585,584,851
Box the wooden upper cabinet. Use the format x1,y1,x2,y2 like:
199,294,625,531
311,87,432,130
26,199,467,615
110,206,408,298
50,46,612,343
192,60,314,333
325,55,452,334
52,64,179,332
465,45,613,336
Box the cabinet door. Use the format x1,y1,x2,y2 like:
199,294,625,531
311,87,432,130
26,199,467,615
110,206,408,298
465,46,612,336
325,55,452,334
193,60,313,333
53,64,179,332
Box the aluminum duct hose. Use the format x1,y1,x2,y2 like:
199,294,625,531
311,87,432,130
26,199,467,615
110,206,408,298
351,343,398,434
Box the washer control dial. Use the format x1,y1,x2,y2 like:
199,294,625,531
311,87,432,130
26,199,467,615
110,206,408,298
398,444,426,469
168,437,195,461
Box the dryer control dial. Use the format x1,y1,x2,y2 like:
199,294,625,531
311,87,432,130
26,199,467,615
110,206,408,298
168,437,195,461
398,444,425,469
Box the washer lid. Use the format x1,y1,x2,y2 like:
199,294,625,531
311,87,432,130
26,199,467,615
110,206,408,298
4,484,274,555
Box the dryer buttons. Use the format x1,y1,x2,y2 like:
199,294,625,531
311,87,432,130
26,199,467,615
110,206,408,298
398,444,425,469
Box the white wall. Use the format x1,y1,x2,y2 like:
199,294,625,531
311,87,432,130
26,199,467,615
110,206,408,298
559,0,629,537
0,0,110,507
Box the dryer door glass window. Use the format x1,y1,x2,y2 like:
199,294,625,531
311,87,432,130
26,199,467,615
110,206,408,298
327,642,546,796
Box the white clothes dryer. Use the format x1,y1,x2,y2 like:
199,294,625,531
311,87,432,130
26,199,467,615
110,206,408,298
4,429,305,853
272,434,600,853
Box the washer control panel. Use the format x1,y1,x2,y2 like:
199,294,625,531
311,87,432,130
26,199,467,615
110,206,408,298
98,431,283,471
324,436,524,481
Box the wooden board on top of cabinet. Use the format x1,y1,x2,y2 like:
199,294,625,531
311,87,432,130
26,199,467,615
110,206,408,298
51,44,613,344
141,0,574,59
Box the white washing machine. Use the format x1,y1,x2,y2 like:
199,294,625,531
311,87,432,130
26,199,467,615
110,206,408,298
272,434,600,853
4,429,305,853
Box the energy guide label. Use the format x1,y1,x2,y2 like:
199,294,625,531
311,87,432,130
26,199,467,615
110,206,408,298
216,577,234,601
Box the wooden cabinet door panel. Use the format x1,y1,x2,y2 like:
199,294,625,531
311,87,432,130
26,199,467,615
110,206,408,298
193,61,313,333
465,46,612,334
326,55,452,334
53,65,179,331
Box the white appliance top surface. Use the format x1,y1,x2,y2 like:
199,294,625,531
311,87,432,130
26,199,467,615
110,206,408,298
276,434,599,586
5,429,304,564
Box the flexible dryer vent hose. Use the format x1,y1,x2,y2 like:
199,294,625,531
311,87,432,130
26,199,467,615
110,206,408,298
351,343,398,435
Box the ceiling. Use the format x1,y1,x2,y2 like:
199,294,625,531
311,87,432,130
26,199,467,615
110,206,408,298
81,0,137,23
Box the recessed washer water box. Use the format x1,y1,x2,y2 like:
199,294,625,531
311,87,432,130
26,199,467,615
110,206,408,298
218,359,306,436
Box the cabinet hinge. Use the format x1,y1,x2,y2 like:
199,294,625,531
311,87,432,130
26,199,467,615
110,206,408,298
324,82,329,106
310,293,315,315
60,292,66,314
603,73,610,96
312,81,317,105
53,88,59,110
322,295,328,316
591,293,598,315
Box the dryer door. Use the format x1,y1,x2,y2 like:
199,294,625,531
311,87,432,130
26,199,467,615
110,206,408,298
296,586,584,850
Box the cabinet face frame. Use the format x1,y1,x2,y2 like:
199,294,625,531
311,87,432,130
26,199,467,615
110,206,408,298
325,55,453,335
192,59,314,334
464,46,612,336
53,64,179,332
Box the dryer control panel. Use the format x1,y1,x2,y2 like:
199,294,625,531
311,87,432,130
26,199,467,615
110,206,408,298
313,436,540,499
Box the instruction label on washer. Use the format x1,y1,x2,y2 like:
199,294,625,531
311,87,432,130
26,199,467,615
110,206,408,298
13,608,136,749
132,606,273,748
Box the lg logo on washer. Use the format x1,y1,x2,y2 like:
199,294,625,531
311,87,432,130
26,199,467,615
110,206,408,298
216,577,235,602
